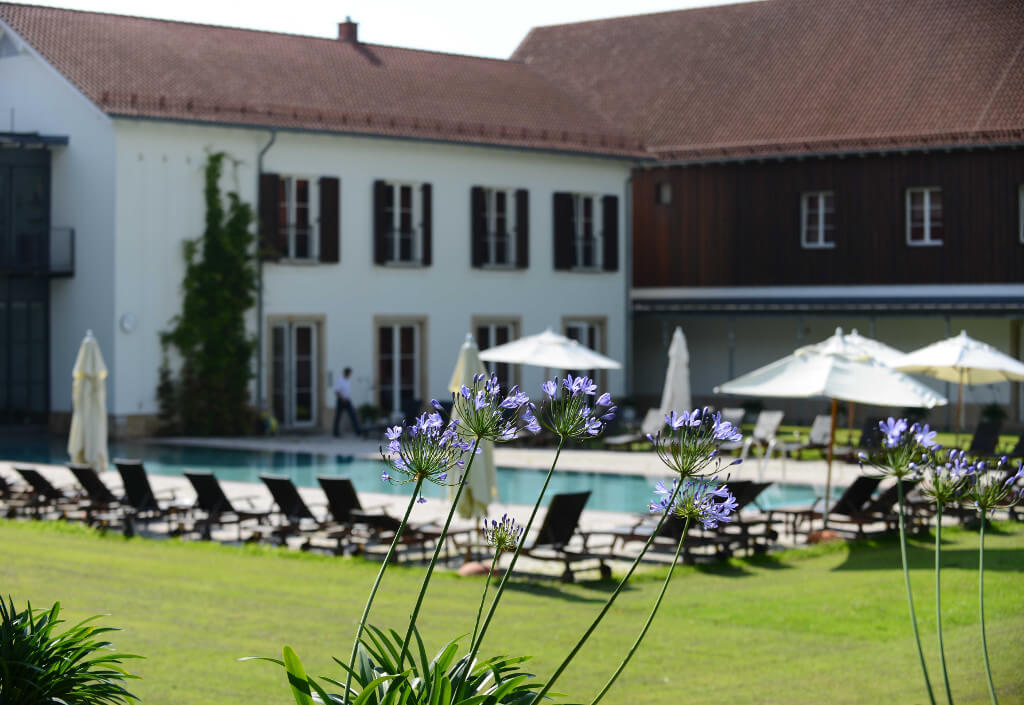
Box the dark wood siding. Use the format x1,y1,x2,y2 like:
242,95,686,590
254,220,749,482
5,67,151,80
632,148,1024,287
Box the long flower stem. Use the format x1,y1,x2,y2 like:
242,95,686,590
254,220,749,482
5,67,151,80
397,437,481,668
343,476,424,700
470,550,501,650
898,483,936,705
589,516,692,705
979,518,999,705
528,481,686,705
935,505,953,705
455,438,565,702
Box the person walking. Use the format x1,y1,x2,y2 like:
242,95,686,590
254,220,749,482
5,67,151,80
333,367,362,437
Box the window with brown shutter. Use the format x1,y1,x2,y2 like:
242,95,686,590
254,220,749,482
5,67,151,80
374,180,431,266
515,189,529,269
318,176,340,263
553,192,575,270
259,172,282,261
602,195,618,272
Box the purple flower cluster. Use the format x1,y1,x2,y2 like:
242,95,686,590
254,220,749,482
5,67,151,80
379,409,472,501
967,457,1024,516
648,407,743,479
861,417,940,479
533,375,615,440
921,448,978,506
649,476,739,530
451,373,538,442
482,513,524,553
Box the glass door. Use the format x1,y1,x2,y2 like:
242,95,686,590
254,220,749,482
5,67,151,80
270,321,317,428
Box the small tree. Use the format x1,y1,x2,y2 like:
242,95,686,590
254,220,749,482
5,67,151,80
160,152,258,435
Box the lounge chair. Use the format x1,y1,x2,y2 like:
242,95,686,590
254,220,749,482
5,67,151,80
1003,431,1024,459
768,475,881,538
603,409,664,450
775,415,835,459
259,474,331,546
715,480,778,552
720,407,745,428
720,410,784,460
825,479,919,537
842,416,883,461
13,467,84,518
115,459,188,532
185,471,270,541
67,464,124,525
966,420,1002,459
524,491,611,583
316,476,457,557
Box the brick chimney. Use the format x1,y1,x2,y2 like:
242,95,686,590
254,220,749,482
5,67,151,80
338,16,358,43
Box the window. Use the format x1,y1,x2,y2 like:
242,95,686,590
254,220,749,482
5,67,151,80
1019,185,1023,244
374,181,432,265
553,193,618,272
278,177,318,260
656,182,672,205
485,188,514,266
906,187,943,246
563,317,607,389
800,191,835,248
376,320,423,418
270,319,320,428
475,318,520,387
471,187,528,269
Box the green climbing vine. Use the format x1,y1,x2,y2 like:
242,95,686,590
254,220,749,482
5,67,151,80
157,152,258,435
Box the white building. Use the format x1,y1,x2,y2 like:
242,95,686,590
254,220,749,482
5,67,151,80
0,5,641,434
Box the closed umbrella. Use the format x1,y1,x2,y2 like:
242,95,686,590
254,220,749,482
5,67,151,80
895,330,1024,442
715,328,947,526
67,330,108,470
478,328,621,371
447,334,498,520
646,327,691,435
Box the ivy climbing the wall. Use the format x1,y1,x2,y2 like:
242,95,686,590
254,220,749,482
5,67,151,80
157,152,258,435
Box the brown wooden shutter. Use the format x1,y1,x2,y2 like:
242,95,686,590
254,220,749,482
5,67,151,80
471,186,487,267
515,189,529,269
318,176,340,263
420,183,432,266
373,180,389,264
259,172,281,261
602,195,619,272
553,192,575,270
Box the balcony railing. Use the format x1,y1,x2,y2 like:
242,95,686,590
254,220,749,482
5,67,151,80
0,227,74,277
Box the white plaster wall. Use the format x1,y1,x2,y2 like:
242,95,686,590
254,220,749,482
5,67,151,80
0,29,116,414
111,121,630,423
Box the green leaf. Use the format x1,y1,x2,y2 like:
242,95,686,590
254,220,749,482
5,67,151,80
282,646,314,705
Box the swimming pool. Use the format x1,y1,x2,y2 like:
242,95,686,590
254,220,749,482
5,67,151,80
0,436,831,514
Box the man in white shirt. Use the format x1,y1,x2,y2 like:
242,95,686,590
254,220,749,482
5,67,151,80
333,367,362,437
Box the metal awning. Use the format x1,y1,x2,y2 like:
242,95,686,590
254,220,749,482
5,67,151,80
633,296,1024,316
0,132,69,148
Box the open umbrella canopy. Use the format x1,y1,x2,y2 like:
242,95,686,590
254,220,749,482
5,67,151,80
842,328,905,366
478,328,621,371
67,330,108,470
715,329,947,409
447,334,498,520
895,330,1024,384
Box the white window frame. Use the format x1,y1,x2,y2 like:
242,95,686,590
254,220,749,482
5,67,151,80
562,317,607,389
800,191,836,249
279,176,319,261
906,187,944,247
483,187,517,267
375,319,424,419
572,193,603,271
384,181,423,265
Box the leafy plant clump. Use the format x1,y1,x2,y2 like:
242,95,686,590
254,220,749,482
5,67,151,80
0,597,142,705
157,152,258,436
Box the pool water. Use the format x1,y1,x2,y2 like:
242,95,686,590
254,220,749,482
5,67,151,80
0,437,831,514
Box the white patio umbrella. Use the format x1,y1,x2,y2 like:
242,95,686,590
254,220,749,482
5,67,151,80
715,328,947,526
837,328,905,439
67,330,108,470
645,327,691,435
478,328,621,371
895,330,1024,442
447,334,498,520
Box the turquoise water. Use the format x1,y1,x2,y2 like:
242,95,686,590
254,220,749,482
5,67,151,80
0,437,830,514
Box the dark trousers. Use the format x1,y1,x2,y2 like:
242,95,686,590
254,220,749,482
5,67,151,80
333,398,361,436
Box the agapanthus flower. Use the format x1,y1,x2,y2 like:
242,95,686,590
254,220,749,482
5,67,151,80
920,449,977,506
649,476,738,530
379,408,472,497
860,417,939,479
647,407,743,479
967,458,1024,515
482,513,524,553
532,375,615,440
451,373,536,443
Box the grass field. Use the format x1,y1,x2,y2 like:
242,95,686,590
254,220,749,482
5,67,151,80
2,518,1022,705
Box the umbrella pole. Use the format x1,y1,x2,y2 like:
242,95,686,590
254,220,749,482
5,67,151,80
823,398,837,531
847,401,855,446
955,369,964,447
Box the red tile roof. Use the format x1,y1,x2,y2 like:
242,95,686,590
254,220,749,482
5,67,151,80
0,2,645,157
513,0,1024,160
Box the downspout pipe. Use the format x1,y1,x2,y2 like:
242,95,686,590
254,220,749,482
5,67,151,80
255,129,277,410
623,172,633,401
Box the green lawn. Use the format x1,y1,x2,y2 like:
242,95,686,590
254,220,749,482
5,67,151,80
2,519,1022,705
